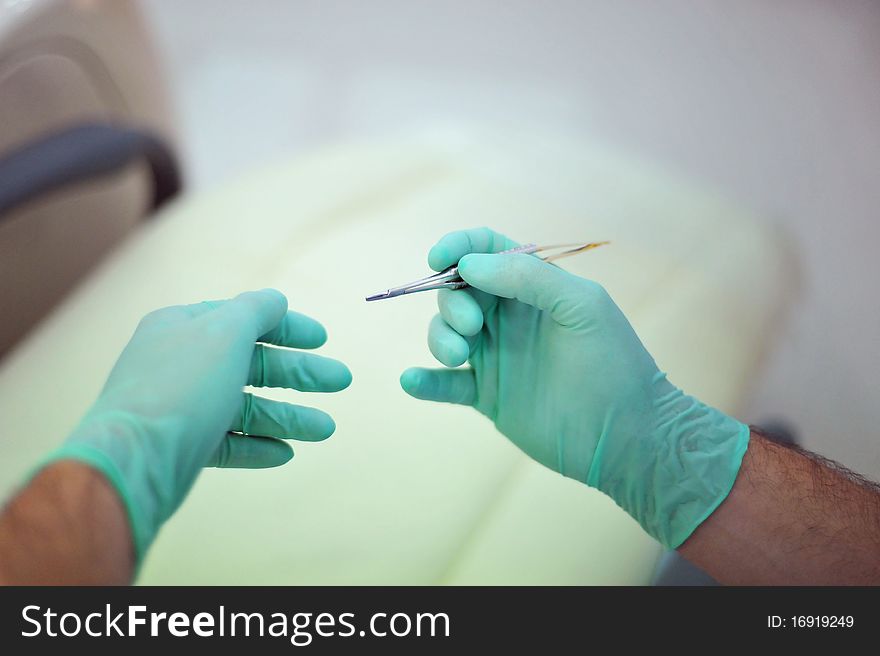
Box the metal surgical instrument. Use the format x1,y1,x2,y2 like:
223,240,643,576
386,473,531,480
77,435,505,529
365,241,609,301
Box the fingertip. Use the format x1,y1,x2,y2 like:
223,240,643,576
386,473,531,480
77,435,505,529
456,253,486,278
301,319,328,348
427,243,449,272
296,409,337,442
248,437,295,468
456,254,498,294
336,364,353,391
262,311,328,349
398,367,477,405
438,289,483,337
274,440,295,466
430,336,468,367
318,415,337,440
214,434,294,469
400,367,422,395
319,357,353,392
460,313,483,337
451,349,468,367
232,288,289,336
428,315,470,367
257,288,289,311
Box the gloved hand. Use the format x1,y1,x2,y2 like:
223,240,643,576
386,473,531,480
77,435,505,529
38,289,351,563
400,228,749,548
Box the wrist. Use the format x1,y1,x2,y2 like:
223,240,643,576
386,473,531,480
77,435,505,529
36,443,151,565
587,374,750,548
2,460,136,583
42,413,167,564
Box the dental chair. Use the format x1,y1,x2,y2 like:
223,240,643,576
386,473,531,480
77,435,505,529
0,0,179,357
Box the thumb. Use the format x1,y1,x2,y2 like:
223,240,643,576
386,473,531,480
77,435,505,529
457,253,585,322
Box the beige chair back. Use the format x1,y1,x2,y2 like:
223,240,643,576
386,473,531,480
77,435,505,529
0,0,177,357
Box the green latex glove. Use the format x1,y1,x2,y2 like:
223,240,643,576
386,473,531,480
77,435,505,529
38,289,351,562
400,228,749,548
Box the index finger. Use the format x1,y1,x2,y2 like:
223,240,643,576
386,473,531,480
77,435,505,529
226,288,289,338
197,295,327,349
427,227,521,271
259,311,328,349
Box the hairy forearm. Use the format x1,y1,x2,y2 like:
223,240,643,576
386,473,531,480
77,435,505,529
679,430,880,585
0,461,134,585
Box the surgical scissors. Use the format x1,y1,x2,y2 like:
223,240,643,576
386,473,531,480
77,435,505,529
365,241,609,301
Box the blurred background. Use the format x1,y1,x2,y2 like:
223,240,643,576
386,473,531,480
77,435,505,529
1,0,879,584
140,0,880,478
